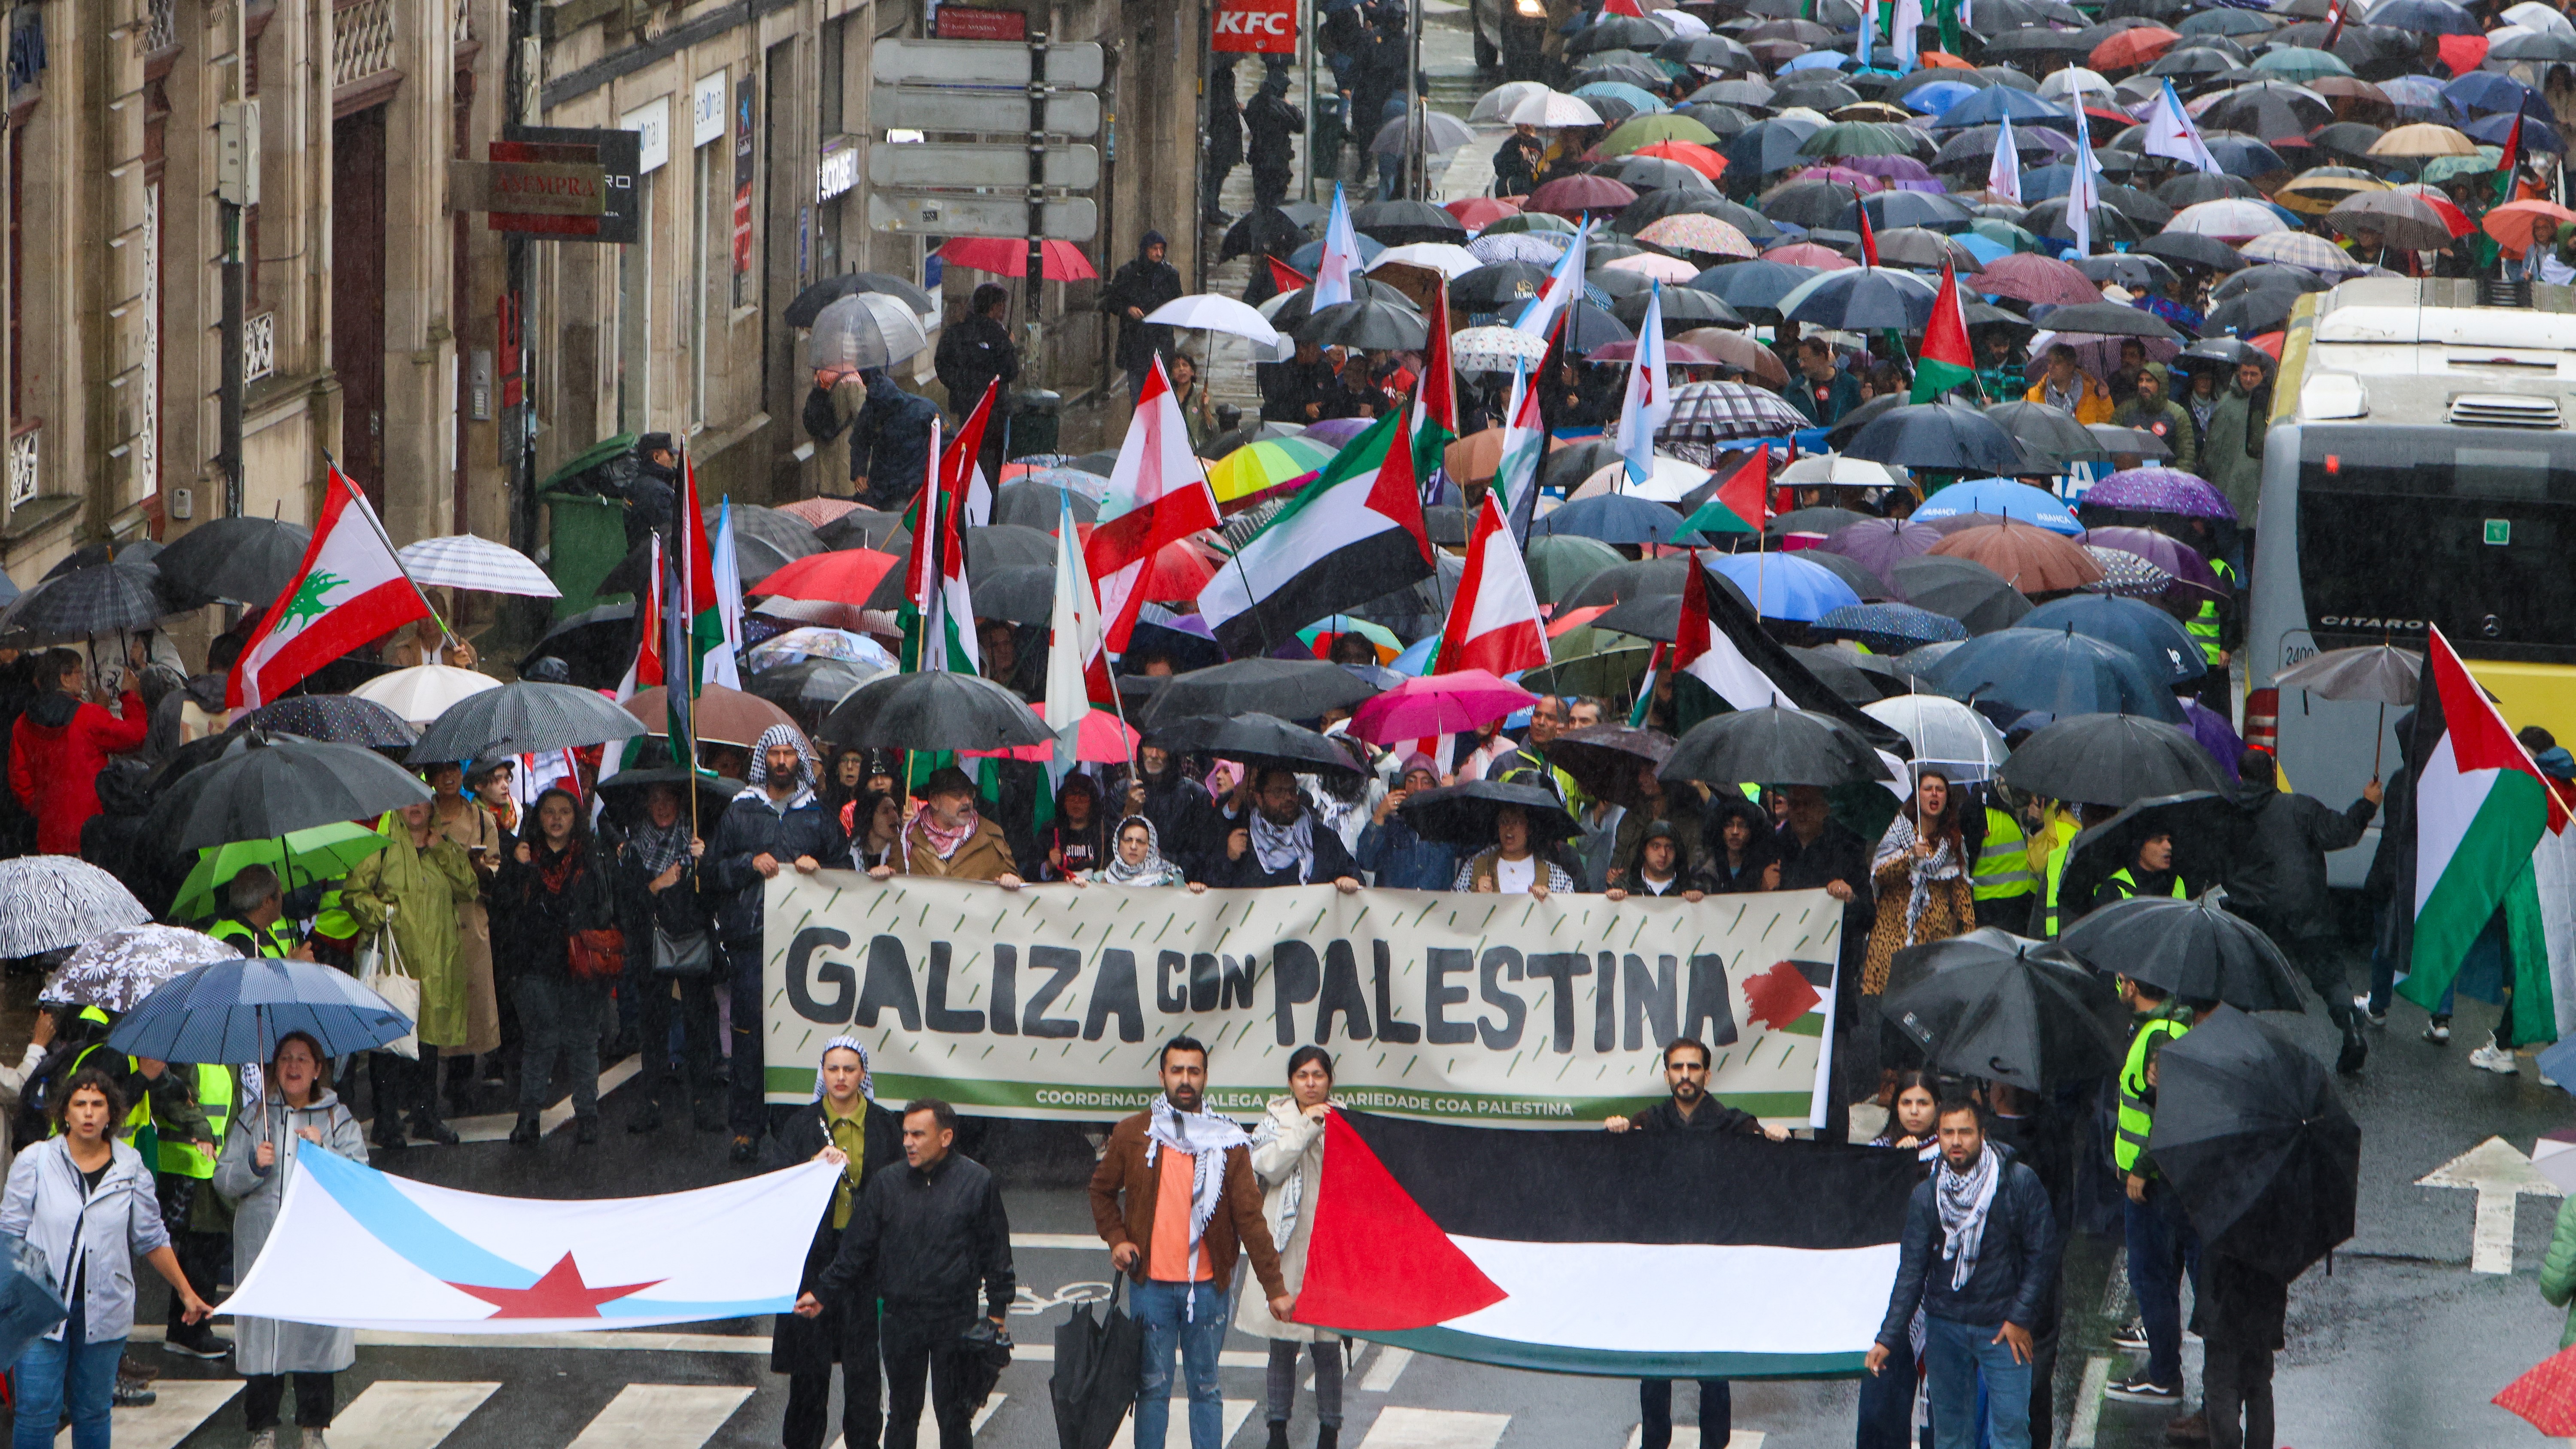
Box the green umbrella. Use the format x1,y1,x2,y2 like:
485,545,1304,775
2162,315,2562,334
1482,211,1580,235
1522,644,1657,697
171,820,391,922
2250,47,2353,82
2419,147,2503,185
1600,113,1722,155
1524,535,1625,604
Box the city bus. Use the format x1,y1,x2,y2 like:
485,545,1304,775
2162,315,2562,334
2245,277,2576,887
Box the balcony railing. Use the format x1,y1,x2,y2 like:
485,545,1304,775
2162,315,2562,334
332,0,396,91
244,312,276,384
7,422,38,510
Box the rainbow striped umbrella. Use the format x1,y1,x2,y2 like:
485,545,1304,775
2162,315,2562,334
1205,436,1335,508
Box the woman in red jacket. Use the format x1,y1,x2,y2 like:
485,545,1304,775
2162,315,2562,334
8,650,147,856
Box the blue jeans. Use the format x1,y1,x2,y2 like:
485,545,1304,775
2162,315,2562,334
2125,1181,2201,1388
1923,1315,2031,1449
1133,1279,1227,1449
14,1334,123,1449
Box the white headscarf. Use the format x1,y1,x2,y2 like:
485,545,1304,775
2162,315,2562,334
811,1036,875,1103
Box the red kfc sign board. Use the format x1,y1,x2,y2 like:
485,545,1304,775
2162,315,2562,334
1214,0,1297,52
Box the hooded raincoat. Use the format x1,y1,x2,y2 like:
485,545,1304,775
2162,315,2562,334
213,1088,368,1374
339,816,479,1049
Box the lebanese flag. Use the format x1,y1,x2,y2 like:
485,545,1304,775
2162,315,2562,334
1089,358,1222,653
2399,626,2570,1025
228,463,431,708
1291,1109,1918,1375
1908,264,1978,404
1434,492,1548,678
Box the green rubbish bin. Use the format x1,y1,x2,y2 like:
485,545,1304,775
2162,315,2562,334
1006,389,1061,460
541,492,635,620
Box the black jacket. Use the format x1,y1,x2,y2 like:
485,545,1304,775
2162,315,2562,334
1103,255,1185,372
1197,806,1364,888
708,790,852,945
933,314,1020,420
1775,817,1876,964
1258,355,1359,422
764,1099,905,1373
817,1150,1015,1322
612,837,713,958
1876,1150,2059,1344
1247,93,1304,170
2224,784,2375,942
494,840,616,983
1631,1094,1765,1136
847,373,942,506
1136,768,1219,875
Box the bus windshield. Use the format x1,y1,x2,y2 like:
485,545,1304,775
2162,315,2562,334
2295,427,2576,663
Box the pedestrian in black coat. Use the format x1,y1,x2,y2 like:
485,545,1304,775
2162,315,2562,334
933,283,1020,423
2191,1252,2289,1449
2224,747,2379,1072
1205,63,1244,226
767,1041,906,1449
1102,233,1185,402
614,782,720,1135
1199,767,1365,888
1246,78,1304,211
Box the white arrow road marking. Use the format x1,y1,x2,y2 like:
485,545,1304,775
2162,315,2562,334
2418,1135,2565,1274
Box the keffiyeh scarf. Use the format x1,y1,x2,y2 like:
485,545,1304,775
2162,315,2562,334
1935,1141,2002,1291
1875,815,1964,949
810,1035,875,1102
1250,808,1317,881
1146,1095,1252,1314
909,800,980,861
1096,816,1184,886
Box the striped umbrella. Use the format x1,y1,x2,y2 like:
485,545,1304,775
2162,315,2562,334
1204,436,1335,508
2236,230,2372,276
398,535,560,598
0,857,149,959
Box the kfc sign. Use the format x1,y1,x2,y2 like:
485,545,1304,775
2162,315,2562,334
1213,0,1297,53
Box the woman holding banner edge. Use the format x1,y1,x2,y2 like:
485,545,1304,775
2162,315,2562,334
766,1039,903,1449
1239,1047,1343,1449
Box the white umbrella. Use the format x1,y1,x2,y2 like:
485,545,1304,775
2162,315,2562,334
351,664,500,728
1470,81,1555,123
1505,90,1605,129
1370,111,1477,157
45,925,234,1013
1450,325,1552,372
1570,456,1713,502
1369,243,1483,278
398,535,560,598
2504,1,2573,34
0,858,148,959
808,292,931,371
1779,453,1907,487
1861,694,2011,781
2036,67,2115,99
1143,293,1283,348
2164,198,2290,241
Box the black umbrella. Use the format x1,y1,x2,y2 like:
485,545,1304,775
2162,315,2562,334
2203,288,2300,336
1925,627,2190,725
1051,1282,1145,1449
0,563,172,646
1452,261,1556,313
742,657,883,713
2022,594,2206,684
1844,402,2025,475
1786,645,1886,705
522,601,638,691
1397,780,1582,845
1661,705,1892,789
819,670,1051,752
1298,299,1432,351
1543,725,1676,809
1139,658,1380,728
1984,401,2105,464
2146,1005,2360,1280
969,563,1057,626
152,516,313,610
1557,555,1693,611
2035,301,2185,341
2001,712,2230,806
1220,207,1315,263
592,765,748,826
1878,928,2130,1090
2060,893,2305,1007
1349,199,1468,246
149,731,434,851
408,681,648,765
242,696,419,750
816,507,913,553
1539,440,1628,495
2137,231,2247,273
783,271,937,329
1891,557,2034,635
598,531,795,598
1151,713,1363,778
2055,789,2251,913
992,479,1101,530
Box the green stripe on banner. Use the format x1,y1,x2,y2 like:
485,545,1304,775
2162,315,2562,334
1348,1324,1868,1381
764,1069,1812,1125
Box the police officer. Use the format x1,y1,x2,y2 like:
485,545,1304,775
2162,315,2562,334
1968,788,2038,933
2107,979,2215,1408
2090,829,2187,911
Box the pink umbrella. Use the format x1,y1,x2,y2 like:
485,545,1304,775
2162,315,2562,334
1763,242,1858,269
1349,671,1539,745
1792,165,1891,192
960,705,1140,764
1975,253,2100,308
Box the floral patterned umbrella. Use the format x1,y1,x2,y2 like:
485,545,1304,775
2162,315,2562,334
1634,213,1758,256
45,925,237,1013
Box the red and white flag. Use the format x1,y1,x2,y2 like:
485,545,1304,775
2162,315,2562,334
1088,358,1221,653
616,537,664,701
228,464,430,709
1435,492,1549,678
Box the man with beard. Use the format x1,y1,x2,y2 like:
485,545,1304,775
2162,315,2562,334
1603,1039,1788,1449
1200,768,1363,890
1090,1038,1293,1449
711,726,850,1161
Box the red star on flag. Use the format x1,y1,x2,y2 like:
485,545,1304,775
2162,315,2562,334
446,1253,663,1319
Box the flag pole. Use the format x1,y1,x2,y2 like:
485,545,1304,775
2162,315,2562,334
328,445,458,650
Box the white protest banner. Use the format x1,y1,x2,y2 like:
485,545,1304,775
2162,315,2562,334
762,876,1845,1126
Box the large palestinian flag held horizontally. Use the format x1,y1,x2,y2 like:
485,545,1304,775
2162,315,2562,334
1291,1110,1920,1378
1197,409,1434,659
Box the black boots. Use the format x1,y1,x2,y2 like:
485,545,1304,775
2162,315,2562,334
507,1114,540,1146
1267,1424,1290,1449
407,1112,460,1146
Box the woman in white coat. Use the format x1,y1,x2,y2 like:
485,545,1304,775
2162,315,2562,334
1237,1045,1341,1449
215,1030,369,1449
1,1069,213,1449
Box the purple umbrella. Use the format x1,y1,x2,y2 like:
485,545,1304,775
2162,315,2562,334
1844,155,1938,182
2081,526,2228,602
2179,699,2243,783
1302,418,1373,447
1817,517,1941,577
2081,469,2238,522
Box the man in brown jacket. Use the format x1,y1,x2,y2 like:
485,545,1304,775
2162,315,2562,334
872,766,1023,885
1090,1036,1294,1449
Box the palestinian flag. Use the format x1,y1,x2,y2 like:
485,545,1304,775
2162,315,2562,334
1291,1110,1920,1376
1673,448,1765,539
1910,264,1978,404
1197,409,1434,658
2397,626,2570,1036
228,464,430,708
674,453,723,683
1412,284,1460,497
2481,112,2524,270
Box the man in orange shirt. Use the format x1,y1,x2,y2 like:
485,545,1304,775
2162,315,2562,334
1089,1038,1296,1449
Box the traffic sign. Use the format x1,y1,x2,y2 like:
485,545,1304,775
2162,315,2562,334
867,143,1101,191
867,193,1098,241
869,87,1102,137
871,39,1106,88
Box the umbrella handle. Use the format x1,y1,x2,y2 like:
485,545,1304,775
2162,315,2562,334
2372,700,2383,783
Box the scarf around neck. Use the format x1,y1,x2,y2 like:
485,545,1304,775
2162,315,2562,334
1097,815,1181,886
1935,1141,2002,1291
909,801,978,861
1876,815,1963,948
1146,1095,1252,1304
1250,806,1316,881
628,817,693,875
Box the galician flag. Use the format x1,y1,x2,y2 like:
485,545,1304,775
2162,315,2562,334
1616,282,1669,488
1088,362,1221,653
2141,80,2221,175
1434,492,1549,678
1909,263,1978,404
228,463,431,708
1315,183,1362,309
2399,626,2571,1026
1987,114,2022,204
1512,221,1589,338
1493,359,1546,546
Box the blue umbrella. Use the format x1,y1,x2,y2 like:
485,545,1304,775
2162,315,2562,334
2443,70,2544,120
2203,136,2287,177
2019,163,2079,201
2466,111,2566,155
1904,81,1982,115
1915,478,2085,535
1573,81,1668,114
1781,49,1855,71
1291,233,1386,271
1725,118,1824,178
1778,266,1940,330
1933,86,2080,130
1816,602,1968,653
107,955,414,1062
1706,553,1862,622
2367,0,2480,33
1924,626,2189,724
2022,595,2208,685
1531,494,1687,545
1689,259,1820,312
1956,232,2015,266
2377,76,2450,121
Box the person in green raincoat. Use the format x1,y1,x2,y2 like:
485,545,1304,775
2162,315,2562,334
338,796,476,1154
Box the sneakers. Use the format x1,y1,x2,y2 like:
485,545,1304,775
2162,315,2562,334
162,1324,231,1359
2354,993,2388,1027
2425,1016,2452,1045
112,1376,157,1408
2111,1319,2150,1350
2471,1034,2521,1075
2107,1375,2184,1404
250,1432,277,1449
302,1430,332,1449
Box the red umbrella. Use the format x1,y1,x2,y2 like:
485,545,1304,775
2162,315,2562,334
1446,196,1524,228
1139,538,1218,603
936,237,1097,282
2088,27,2178,70
960,703,1139,764
749,548,899,604
1348,671,1539,745
1634,140,1729,179
1975,253,2101,308
2497,1344,2576,1436
1525,174,1640,220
